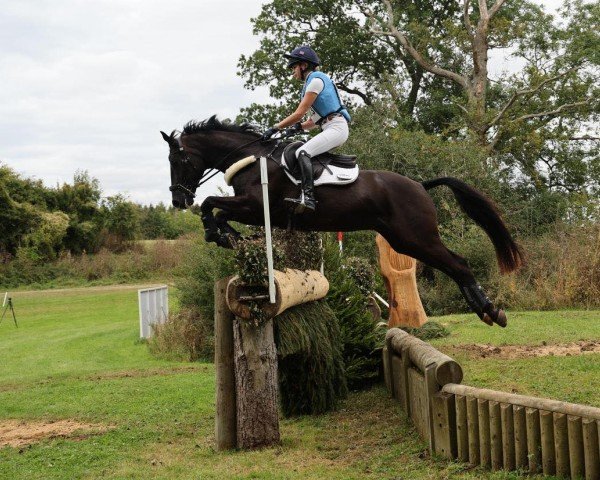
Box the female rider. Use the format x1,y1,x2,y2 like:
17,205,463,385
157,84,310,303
261,46,351,213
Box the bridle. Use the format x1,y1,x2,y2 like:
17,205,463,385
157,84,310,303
169,130,297,201
169,135,263,199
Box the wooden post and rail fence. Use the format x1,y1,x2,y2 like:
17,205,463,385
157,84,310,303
383,327,600,479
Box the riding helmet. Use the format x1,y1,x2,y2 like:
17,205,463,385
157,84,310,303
284,46,320,68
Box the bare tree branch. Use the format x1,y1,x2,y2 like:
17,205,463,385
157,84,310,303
376,0,469,89
336,83,373,105
453,101,469,114
513,101,589,122
489,0,507,18
569,136,600,141
488,68,579,128
463,0,474,36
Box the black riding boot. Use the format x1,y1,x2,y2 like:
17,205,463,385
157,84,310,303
285,150,316,213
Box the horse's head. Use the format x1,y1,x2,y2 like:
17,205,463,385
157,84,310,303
161,130,204,209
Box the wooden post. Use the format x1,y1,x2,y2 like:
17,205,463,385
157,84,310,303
214,277,236,451
455,395,469,463
526,408,542,473
567,416,584,479
553,412,570,477
513,405,528,470
431,392,457,459
376,234,427,328
489,401,503,470
540,410,556,475
233,317,280,449
500,403,515,471
478,399,491,468
467,396,480,465
582,418,599,480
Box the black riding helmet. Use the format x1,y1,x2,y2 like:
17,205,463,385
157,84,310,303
284,46,320,68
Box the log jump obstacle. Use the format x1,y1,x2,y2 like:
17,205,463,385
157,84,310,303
383,328,600,479
214,269,329,450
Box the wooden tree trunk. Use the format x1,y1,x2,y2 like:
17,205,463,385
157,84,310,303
233,317,280,449
376,234,427,328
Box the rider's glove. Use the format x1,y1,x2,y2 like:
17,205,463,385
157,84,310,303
260,126,279,141
291,122,303,133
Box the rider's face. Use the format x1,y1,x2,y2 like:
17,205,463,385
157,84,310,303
290,63,305,81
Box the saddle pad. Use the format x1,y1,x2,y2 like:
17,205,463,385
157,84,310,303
281,153,359,187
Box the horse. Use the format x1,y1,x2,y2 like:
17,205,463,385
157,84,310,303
161,115,523,327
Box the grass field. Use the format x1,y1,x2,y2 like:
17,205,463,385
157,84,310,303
0,286,598,479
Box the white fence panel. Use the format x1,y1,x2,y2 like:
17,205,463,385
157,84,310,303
138,286,168,338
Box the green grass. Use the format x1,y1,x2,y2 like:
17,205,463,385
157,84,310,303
0,287,598,479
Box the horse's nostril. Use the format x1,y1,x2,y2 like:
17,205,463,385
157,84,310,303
172,199,182,209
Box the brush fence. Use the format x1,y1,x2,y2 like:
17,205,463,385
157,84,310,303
383,328,600,479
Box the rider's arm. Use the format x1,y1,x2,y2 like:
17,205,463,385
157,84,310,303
275,92,317,129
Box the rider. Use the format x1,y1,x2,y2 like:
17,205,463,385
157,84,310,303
261,46,351,213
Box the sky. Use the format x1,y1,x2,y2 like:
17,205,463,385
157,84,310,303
1,0,564,207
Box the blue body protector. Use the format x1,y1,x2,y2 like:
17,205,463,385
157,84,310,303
301,71,351,123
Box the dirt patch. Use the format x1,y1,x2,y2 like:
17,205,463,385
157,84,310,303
0,419,111,448
451,341,600,359
86,365,206,381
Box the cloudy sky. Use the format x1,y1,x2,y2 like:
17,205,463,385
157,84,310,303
1,0,563,207
0,0,269,205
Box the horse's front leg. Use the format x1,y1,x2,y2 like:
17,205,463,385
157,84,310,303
200,195,257,249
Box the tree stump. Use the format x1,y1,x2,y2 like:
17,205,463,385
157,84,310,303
376,234,427,328
233,318,280,449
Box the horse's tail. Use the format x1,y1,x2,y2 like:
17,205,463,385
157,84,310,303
422,177,523,274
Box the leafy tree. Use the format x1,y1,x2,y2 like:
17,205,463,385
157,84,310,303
19,211,69,260
0,165,43,256
238,0,599,196
101,194,140,245
48,171,104,253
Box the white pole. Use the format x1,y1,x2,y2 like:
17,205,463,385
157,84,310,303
260,156,276,304
372,291,390,308
2,292,7,308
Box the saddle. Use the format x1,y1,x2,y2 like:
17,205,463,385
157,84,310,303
281,141,360,186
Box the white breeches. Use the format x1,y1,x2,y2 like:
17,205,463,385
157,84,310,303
296,116,349,158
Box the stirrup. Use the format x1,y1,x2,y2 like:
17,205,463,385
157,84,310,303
284,195,316,214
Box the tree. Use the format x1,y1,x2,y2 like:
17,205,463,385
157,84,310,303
101,194,141,246
238,0,599,196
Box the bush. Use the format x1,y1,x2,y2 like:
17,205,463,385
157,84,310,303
148,307,213,361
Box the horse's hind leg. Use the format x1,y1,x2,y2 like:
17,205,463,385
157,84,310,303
379,225,507,327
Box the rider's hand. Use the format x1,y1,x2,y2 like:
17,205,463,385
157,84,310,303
260,126,279,141
291,122,303,133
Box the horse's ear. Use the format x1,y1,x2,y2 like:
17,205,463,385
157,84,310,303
160,131,170,142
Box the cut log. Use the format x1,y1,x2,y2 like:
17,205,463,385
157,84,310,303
226,269,329,320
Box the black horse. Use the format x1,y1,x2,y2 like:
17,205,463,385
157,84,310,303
161,116,523,327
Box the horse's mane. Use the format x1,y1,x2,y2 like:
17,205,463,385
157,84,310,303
182,115,260,137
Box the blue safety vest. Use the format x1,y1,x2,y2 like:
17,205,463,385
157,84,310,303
301,71,351,123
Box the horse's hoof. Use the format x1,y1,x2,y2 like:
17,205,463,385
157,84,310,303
494,309,507,328
481,313,494,326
